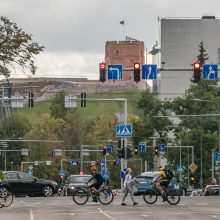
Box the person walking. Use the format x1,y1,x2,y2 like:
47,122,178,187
121,168,138,206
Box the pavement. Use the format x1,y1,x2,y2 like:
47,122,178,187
0,195,220,220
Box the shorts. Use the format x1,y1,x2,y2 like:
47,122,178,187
160,180,170,187
90,183,103,190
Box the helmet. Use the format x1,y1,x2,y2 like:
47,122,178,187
91,166,97,172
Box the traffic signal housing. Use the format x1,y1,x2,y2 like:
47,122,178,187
81,92,86,107
28,92,34,108
190,173,195,184
99,62,106,82
134,146,138,155
193,62,201,83
133,62,141,82
154,146,158,156
102,145,107,156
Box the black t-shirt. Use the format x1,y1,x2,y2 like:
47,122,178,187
89,172,103,184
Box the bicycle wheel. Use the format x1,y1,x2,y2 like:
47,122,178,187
72,188,89,205
166,189,180,205
143,190,157,204
2,192,13,207
98,189,114,205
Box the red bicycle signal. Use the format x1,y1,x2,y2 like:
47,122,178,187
134,62,140,70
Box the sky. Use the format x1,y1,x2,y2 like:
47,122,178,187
1,0,220,80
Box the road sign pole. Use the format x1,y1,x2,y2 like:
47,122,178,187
212,149,216,179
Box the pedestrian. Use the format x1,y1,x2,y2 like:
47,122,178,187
121,168,138,206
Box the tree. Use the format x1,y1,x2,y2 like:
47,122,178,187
197,42,209,65
50,91,68,119
0,16,44,78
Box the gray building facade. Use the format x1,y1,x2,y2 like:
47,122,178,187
153,16,220,100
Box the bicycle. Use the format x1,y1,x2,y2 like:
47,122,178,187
0,184,14,208
72,183,114,205
143,182,181,205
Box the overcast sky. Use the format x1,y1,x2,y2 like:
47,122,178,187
1,0,220,80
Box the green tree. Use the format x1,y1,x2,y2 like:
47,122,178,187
0,16,44,78
50,91,68,119
0,113,31,170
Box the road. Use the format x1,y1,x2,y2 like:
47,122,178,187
0,195,220,220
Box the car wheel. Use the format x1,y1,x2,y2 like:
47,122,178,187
42,185,53,197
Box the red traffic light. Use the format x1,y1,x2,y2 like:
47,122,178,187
134,62,140,70
99,63,106,70
193,62,201,70
102,145,107,156
134,146,138,154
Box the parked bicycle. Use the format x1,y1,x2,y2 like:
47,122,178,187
72,183,114,205
0,184,13,208
143,182,180,205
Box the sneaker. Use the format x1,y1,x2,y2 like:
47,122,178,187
92,198,98,202
133,202,138,205
121,202,127,206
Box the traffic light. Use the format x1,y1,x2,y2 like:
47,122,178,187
99,62,106,82
95,160,99,166
190,173,195,184
193,62,201,83
102,145,107,156
134,146,138,155
113,160,116,165
81,92,86,107
133,62,141,82
28,92,34,107
154,146,158,156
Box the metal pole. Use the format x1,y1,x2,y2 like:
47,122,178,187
124,99,128,168
179,146,182,180
5,147,7,171
211,149,215,179
200,121,203,189
80,146,83,173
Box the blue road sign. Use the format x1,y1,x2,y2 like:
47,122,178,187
203,64,218,80
176,165,185,173
100,159,104,164
108,64,123,80
107,144,114,153
142,64,157,80
59,169,65,176
116,159,121,164
158,144,167,153
215,152,220,161
71,159,77,166
138,143,146,153
116,124,132,137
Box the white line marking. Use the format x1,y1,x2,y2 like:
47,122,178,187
98,207,116,220
210,215,218,219
30,209,34,220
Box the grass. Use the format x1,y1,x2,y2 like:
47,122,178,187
13,89,143,121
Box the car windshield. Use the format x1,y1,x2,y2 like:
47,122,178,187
68,176,91,183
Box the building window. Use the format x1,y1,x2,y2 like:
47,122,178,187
116,50,119,56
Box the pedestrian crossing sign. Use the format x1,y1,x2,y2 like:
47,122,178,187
116,124,132,137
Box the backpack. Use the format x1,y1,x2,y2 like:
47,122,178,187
165,168,173,181
120,168,128,183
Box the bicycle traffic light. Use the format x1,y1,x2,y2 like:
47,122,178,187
99,62,106,82
193,62,201,83
133,62,141,82
134,146,138,155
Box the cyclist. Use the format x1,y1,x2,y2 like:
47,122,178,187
88,166,104,202
154,166,170,201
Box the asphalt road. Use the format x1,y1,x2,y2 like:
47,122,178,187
0,195,220,220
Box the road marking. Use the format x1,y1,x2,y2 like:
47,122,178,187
210,215,219,219
141,214,149,218
30,209,34,220
98,208,116,220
